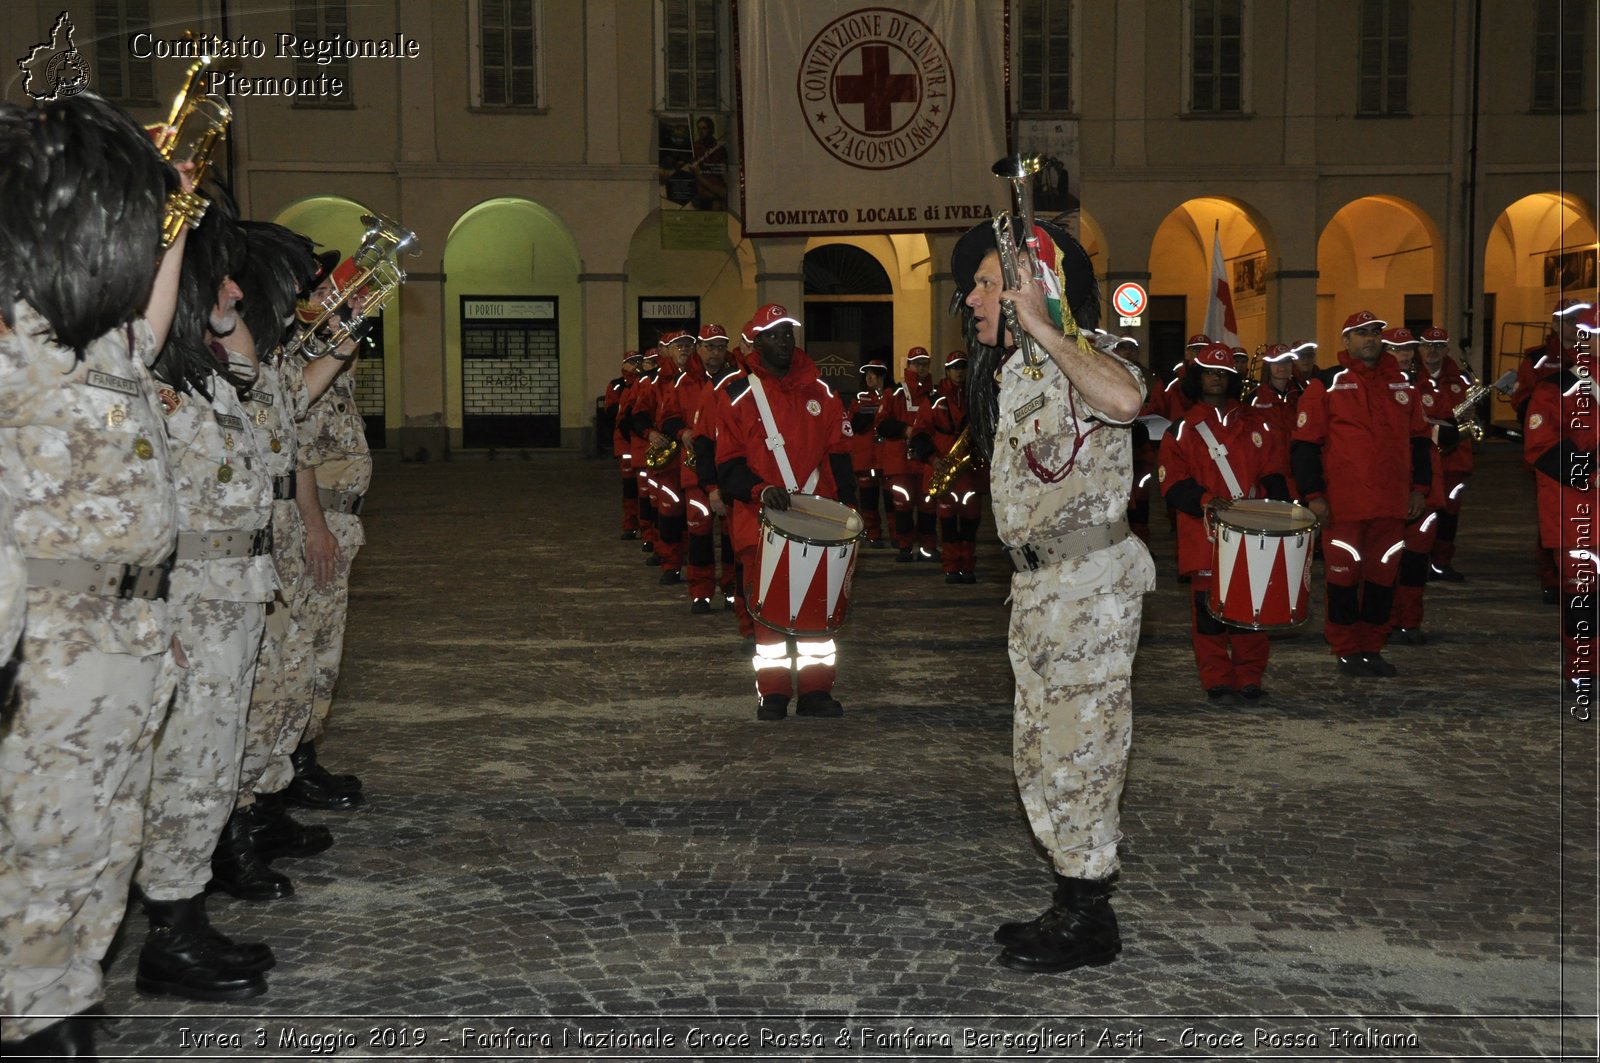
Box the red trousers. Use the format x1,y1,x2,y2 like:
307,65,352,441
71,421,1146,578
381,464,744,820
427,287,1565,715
1189,576,1269,690
1321,517,1406,656
739,545,837,697
1393,510,1441,630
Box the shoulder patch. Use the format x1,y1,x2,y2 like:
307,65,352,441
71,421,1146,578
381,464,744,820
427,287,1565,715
1394,390,1409,405
1251,431,1264,449
1296,410,1308,428
1528,412,1544,431
1421,394,1434,407
1158,464,1167,483
806,398,822,416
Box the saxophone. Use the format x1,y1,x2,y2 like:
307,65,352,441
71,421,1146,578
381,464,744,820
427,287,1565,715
925,426,975,501
1451,373,1491,442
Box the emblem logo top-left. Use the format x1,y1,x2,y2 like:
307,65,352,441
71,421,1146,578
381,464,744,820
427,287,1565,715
19,12,91,101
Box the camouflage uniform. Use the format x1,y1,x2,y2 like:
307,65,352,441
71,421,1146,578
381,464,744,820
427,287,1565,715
135,356,276,902
990,350,1155,881
0,304,178,1037
236,356,315,802
0,489,24,666
297,370,370,743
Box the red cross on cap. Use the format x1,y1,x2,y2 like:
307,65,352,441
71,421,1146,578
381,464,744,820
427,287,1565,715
1419,326,1450,343
747,304,801,336
698,323,728,341
944,350,968,368
906,346,931,361
1262,343,1295,361
1186,333,1213,347
860,359,889,373
1341,310,1387,333
657,329,684,345
1194,343,1238,372
1380,327,1418,346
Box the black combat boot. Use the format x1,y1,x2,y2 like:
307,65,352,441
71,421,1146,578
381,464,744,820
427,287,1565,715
250,790,333,860
3,1010,100,1060
996,876,1121,973
136,895,268,1000
290,739,363,793
993,871,1074,948
141,894,274,975
210,807,294,901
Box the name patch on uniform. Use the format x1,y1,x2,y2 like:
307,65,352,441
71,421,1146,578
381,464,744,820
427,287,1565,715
87,370,138,396
215,413,245,431
1013,394,1047,423
248,390,274,407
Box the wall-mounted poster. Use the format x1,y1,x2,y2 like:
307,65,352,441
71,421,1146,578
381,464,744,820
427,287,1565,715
1544,247,1597,294
658,113,730,212
1232,251,1267,318
1014,118,1080,238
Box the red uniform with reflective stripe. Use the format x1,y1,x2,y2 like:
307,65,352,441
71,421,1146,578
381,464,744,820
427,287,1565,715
1293,351,1429,521
1158,401,1282,575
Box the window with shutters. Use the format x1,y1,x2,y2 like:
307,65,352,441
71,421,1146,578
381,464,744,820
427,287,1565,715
1532,0,1588,112
473,0,543,109
1358,0,1409,115
1186,0,1248,115
660,0,724,111
1016,0,1075,114
292,0,351,107
92,0,156,105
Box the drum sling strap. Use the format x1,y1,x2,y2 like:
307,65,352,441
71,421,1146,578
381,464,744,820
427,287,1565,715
746,376,820,495
1193,419,1248,501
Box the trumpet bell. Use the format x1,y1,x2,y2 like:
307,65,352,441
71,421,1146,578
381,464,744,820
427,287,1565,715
287,212,419,359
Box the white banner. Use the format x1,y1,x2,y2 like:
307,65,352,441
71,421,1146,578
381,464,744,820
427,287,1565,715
736,1,1008,237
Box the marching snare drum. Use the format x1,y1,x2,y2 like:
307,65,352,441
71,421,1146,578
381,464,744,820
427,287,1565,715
751,494,864,637
1205,498,1320,631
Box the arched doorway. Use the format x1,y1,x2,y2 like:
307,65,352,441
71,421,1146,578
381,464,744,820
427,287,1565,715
1147,198,1270,379
274,196,397,447
624,209,752,350
803,242,894,397
442,198,581,449
1316,196,1441,364
1484,192,1596,426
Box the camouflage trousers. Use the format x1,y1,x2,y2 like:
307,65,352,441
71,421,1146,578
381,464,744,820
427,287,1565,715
0,638,177,1037
1007,552,1149,881
135,599,265,900
300,511,361,743
236,503,313,802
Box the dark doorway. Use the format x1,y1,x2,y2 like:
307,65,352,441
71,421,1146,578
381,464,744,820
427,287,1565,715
804,244,894,397
1148,295,1188,382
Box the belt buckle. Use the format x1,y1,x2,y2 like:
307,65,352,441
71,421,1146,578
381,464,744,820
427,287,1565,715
349,494,364,516
251,527,273,555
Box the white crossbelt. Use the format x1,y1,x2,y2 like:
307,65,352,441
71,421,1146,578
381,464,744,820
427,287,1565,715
1193,420,1246,500
745,376,819,494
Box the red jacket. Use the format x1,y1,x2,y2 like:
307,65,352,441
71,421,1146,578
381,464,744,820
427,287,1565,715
715,348,853,551
846,386,885,475
1525,351,1599,548
690,364,743,486
874,376,932,477
1159,400,1286,574
1512,333,1566,426
1292,351,1430,522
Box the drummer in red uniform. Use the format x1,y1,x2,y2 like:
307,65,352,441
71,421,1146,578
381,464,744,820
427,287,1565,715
1158,344,1290,699
847,359,890,547
1524,305,1600,704
1292,311,1432,677
716,304,858,721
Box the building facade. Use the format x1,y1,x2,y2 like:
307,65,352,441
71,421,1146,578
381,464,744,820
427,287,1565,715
4,0,1594,456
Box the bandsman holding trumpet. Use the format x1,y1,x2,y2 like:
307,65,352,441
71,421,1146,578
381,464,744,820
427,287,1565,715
687,325,743,616
645,331,699,586
1381,328,1447,645
953,207,1155,975
0,93,188,1059
913,352,982,583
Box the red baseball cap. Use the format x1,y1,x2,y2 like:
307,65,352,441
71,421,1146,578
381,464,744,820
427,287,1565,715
1380,326,1418,347
1418,326,1450,344
906,346,932,362
1553,298,1594,318
746,303,801,337
1289,341,1318,355
1574,305,1600,333
1186,333,1213,348
1342,310,1387,333
1262,343,1295,362
657,329,685,345
1193,343,1238,372
622,350,642,364
698,323,728,342
860,358,889,374
944,350,968,368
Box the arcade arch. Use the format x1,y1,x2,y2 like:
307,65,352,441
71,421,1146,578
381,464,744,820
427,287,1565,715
1316,196,1441,365
1147,197,1270,377
441,198,581,449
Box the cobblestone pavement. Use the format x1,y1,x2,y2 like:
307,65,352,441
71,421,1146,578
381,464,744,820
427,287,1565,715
89,442,1595,1061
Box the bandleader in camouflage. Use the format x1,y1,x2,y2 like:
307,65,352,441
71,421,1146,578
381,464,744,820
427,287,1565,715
952,215,1155,975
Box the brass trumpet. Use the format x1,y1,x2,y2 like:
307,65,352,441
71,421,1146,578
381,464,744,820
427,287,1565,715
288,213,419,359
150,37,239,246
1240,345,1264,402
644,437,696,469
991,155,1063,381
